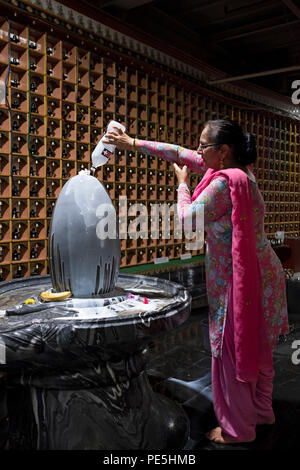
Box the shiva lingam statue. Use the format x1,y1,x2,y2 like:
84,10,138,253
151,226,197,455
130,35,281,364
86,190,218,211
0,134,191,450
47,168,121,299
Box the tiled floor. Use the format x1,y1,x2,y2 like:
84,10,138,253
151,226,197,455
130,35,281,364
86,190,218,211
147,306,300,450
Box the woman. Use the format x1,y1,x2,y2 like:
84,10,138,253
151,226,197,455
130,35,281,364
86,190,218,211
103,119,289,444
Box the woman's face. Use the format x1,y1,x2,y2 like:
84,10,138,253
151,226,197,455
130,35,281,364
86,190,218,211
197,127,222,170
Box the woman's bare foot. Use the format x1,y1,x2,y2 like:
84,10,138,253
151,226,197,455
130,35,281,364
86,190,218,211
206,426,256,444
205,426,222,441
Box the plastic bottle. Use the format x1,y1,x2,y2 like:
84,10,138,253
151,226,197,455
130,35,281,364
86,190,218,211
91,120,125,172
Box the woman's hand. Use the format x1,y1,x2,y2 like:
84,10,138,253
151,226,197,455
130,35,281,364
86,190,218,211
173,163,189,185
102,126,134,150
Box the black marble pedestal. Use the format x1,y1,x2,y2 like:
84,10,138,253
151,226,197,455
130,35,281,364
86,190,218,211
0,274,191,450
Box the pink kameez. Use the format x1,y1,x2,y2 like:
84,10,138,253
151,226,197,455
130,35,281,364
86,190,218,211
138,140,289,440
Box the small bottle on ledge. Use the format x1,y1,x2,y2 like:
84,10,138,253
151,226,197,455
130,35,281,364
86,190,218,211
31,264,40,276
14,265,22,279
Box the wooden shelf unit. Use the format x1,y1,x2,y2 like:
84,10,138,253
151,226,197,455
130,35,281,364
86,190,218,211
0,18,299,280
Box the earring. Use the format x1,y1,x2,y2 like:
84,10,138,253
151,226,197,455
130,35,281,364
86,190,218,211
219,159,224,170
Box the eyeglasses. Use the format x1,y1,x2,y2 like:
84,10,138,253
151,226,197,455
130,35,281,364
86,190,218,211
198,143,219,150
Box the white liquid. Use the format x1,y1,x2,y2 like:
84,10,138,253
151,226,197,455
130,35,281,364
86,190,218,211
91,120,126,169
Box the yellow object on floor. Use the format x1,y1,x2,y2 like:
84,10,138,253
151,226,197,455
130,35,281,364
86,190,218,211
25,298,35,305
40,291,72,302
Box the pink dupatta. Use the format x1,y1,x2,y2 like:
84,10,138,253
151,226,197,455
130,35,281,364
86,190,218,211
192,167,261,382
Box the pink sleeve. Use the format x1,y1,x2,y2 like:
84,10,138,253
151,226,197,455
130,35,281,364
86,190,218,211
177,177,232,230
138,140,206,175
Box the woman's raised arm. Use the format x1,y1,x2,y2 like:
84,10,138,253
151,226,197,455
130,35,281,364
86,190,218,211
136,139,206,175
103,128,207,175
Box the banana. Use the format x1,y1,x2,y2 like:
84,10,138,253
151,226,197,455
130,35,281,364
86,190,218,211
40,291,72,302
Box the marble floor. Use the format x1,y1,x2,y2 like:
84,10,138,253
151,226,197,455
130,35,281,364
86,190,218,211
147,307,300,451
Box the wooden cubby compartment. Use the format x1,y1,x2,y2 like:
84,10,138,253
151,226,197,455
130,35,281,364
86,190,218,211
62,82,75,101
30,220,46,239
77,124,89,143
0,131,9,153
89,108,100,126
46,38,61,61
88,53,101,74
12,134,27,155
137,168,147,184
115,182,125,198
30,241,45,260
77,143,89,161
0,243,9,263
47,97,60,118
12,199,27,219
90,88,101,108
0,155,10,176
30,261,46,276
137,153,147,168
90,125,102,144
116,166,126,183
62,43,76,64
62,161,75,179
29,158,45,178
0,176,9,197
12,111,27,133
12,263,28,279
115,150,125,166
29,50,45,75
28,136,44,157
103,111,114,129
0,19,298,275
77,86,90,106
0,110,10,131
10,68,27,90
46,199,56,218
127,183,137,199
78,105,89,125
30,199,44,219
46,179,60,198
46,78,61,99
0,198,9,219
8,43,27,70
0,222,9,241
62,121,75,141
47,118,60,138
103,165,115,182
62,102,75,121
62,141,75,159
47,138,60,158
12,221,28,240
12,242,28,261
31,95,45,115
12,177,28,197
104,182,114,199
78,162,89,173
137,184,147,200
29,178,45,198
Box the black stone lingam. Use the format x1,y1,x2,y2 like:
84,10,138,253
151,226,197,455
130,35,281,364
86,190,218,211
0,172,191,450
48,171,120,296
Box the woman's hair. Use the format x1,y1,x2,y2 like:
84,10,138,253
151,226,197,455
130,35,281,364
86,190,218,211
204,119,257,165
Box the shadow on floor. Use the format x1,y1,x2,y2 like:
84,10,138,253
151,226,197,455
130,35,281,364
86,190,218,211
147,308,300,451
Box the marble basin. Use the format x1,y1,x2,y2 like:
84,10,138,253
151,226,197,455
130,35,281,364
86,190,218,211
0,274,191,450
